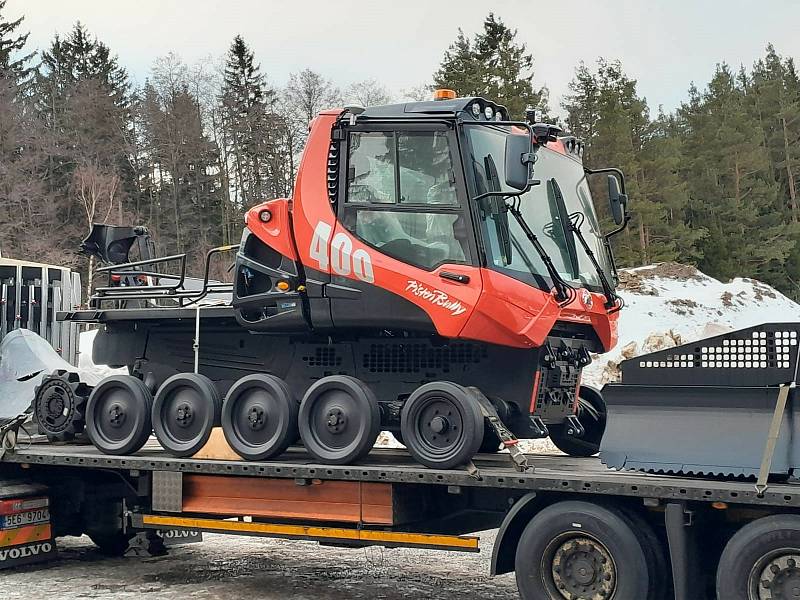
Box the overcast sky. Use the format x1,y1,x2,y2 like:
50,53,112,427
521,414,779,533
7,0,800,114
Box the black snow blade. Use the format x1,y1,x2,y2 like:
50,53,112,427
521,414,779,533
600,323,800,478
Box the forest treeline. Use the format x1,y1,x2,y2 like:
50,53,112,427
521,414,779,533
1,6,799,299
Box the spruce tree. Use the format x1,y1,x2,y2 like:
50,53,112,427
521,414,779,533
433,14,548,118
220,35,275,206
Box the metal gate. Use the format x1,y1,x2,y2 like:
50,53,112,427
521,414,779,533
0,259,81,366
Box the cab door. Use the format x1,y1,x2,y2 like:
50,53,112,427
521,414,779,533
328,124,482,338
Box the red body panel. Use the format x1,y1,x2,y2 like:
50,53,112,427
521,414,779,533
292,112,342,277
245,198,298,261
244,110,619,353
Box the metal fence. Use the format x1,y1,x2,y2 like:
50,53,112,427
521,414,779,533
0,258,81,366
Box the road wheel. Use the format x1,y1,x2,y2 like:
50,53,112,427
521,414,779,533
515,501,662,600
222,374,298,460
153,373,221,457
549,386,607,457
716,513,800,600
85,375,152,455
401,381,483,469
298,376,380,465
34,370,90,442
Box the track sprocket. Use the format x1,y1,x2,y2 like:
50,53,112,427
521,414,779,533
33,370,91,442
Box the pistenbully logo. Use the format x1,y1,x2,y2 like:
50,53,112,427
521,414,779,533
405,280,467,316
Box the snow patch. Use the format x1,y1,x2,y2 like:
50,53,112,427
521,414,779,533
583,263,800,388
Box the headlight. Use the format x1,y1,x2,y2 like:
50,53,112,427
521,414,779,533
484,105,494,120
471,102,481,118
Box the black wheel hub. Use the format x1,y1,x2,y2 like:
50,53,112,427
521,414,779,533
107,403,127,428
247,406,265,430
37,382,72,430
161,388,206,442
175,402,195,427
326,408,347,433
548,536,616,599
754,553,800,599
416,398,462,450
94,388,139,444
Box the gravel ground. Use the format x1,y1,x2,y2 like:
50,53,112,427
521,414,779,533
0,531,519,599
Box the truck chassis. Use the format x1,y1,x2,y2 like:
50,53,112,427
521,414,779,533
3,439,800,599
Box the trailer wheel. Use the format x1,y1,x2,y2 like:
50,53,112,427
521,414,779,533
89,531,135,556
298,376,380,465
549,387,607,457
222,374,298,460
86,375,153,455
401,381,483,469
153,373,221,457
514,501,658,600
716,513,800,600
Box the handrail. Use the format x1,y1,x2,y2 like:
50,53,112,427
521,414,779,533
89,244,239,309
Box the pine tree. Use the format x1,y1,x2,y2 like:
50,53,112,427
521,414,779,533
678,64,793,289
433,14,548,119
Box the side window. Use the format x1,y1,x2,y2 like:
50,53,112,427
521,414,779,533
397,131,457,205
348,132,396,204
355,210,468,270
345,130,469,270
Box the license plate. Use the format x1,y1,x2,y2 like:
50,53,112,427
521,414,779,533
0,509,50,529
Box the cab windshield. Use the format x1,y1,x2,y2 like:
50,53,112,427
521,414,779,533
465,125,613,291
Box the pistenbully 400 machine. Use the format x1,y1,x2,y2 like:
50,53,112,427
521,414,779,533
47,91,632,470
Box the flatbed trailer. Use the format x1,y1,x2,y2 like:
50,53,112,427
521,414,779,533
3,439,800,599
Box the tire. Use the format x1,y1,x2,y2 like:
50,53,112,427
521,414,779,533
222,374,298,460
514,501,659,600
298,376,380,465
716,513,800,600
549,386,607,457
153,373,221,457
617,505,672,600
89,531,135,556
85,375,153,455
401,381,484,470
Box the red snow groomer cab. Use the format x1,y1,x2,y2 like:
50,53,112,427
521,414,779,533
231,91,630,467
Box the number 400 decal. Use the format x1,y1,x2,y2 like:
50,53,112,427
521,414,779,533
309,222,375,283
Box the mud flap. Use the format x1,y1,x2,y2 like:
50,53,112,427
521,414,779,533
0,485,55,570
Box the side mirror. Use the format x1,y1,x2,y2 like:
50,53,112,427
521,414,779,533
504,133,532,191
608,175,625,225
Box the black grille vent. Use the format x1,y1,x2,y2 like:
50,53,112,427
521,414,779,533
326,140,339,205
362,343,488,374
302,347,342,368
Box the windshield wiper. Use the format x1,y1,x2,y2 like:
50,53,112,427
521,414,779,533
550,179,619,310
478,153,574,305
505,201,573,304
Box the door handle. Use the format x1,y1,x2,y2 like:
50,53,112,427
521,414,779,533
439,271,470,284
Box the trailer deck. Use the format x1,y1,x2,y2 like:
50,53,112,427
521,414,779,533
4,439,799,509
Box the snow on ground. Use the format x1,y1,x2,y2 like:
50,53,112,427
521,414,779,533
581,263,800,388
